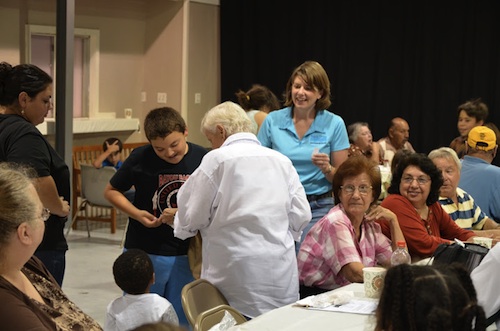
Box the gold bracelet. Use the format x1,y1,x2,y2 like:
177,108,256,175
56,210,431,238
323,164,332,174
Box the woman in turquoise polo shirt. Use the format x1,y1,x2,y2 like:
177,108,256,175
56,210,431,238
258,61,349,253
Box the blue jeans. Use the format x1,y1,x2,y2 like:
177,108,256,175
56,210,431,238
148,254,194,328
34,250,66,286
295,197,334,255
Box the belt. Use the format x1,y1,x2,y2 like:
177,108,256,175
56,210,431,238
306,190,333,202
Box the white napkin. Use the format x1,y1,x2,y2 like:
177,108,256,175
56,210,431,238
208,311,238,331
295,290,355,308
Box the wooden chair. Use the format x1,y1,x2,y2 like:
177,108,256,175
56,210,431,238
121,142,148,159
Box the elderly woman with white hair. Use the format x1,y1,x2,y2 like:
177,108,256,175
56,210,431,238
428,147,500,237
172,101,311,318
347,122,384,165
348,122,389,200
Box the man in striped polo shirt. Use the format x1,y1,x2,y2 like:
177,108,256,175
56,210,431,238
429,147,500,238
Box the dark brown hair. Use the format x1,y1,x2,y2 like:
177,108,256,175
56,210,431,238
375,263,486,331
388,153,443,206
113,249,154,295
235,84,281,112
457,98,489,123
0,62,52,107
144,107,186,141
103,137,123,152
283,61,332,111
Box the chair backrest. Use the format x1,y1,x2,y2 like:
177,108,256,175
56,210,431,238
72,145,104,217
181,279,229,327
194,304,247,331
79,163,116,207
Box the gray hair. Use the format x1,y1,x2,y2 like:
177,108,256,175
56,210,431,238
428,147,462,170
201,101,254,136
347,122,369,143
0,163,38,247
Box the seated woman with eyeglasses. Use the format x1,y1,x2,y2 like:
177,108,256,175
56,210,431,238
0,163,102,331
297,156,405,297
378,153,476,262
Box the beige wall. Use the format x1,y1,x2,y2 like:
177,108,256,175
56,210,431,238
0,0,219,148
0,6,20,63
143,1,184,134
186,2,220,147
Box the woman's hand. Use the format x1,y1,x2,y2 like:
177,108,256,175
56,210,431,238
367,204,406,250
311,152,332,174
365,205,397,223
52,196,70,217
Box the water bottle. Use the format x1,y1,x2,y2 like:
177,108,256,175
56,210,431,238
391,241,411,266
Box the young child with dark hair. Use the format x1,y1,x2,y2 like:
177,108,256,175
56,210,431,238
450,98,489,159
94,137,135,202
93,137,124,170
375,263,486,331
105,249,179,331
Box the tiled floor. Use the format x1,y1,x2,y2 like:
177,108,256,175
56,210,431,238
63,215,128,327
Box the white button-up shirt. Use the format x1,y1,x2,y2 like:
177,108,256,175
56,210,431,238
174,132,311,318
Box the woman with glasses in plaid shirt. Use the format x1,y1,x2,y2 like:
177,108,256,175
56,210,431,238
297,156,405,297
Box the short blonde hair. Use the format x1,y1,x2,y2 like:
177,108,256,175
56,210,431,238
0,163,37,246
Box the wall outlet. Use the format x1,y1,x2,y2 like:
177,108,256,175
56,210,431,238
157,92,167,104
141,91,146,102
195,93,201,104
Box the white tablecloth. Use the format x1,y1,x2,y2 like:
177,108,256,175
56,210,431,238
229,283,376,331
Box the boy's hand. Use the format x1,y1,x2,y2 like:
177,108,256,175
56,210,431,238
136,210,163,228
106,140,121,153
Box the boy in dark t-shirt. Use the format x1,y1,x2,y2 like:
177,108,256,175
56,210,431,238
104,107,207,327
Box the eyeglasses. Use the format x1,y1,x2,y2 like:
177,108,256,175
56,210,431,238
401,175,430,185
340,184,373,195
41,208,51,222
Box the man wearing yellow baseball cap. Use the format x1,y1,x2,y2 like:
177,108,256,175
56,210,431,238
459,126,500,222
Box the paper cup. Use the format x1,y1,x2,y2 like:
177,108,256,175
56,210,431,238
363,267,386,298
472,237,493,249
124,108,132,119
